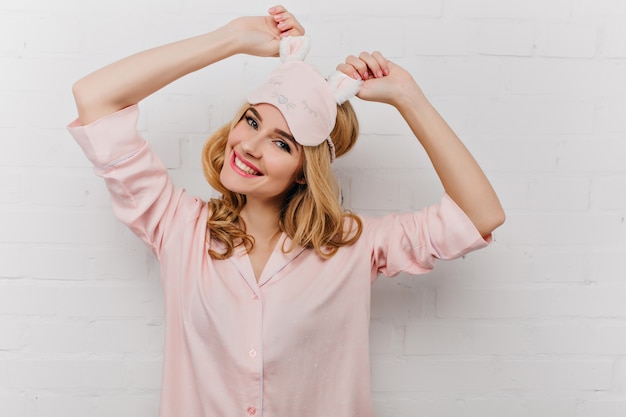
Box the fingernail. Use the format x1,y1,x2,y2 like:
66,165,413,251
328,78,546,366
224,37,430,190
353,72,362,80
376,70,383,78
383,68,389,76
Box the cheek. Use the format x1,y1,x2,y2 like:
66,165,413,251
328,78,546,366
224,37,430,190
227,122,247,144
225,130,238,148
285,160,304,183
220,141,233,168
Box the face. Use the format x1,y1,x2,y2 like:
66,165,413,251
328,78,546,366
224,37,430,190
220,104,304,204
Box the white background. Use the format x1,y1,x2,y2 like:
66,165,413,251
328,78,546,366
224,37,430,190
1,0,626,416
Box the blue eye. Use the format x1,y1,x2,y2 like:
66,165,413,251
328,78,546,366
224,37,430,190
245,116,259,130
274,140,291,153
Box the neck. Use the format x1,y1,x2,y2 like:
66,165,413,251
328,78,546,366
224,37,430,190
239,198,282,244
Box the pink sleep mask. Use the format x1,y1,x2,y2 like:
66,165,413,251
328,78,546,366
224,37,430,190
247,36,361,161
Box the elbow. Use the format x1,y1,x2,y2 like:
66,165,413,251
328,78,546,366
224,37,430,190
71,79,89,120
491,206,506,230
71,78,86,105
478,206,506,238
72,78,97,114
71,78,116,125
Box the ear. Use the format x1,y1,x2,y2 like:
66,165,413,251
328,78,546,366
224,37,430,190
327,71,362,104
295,176,307,185
280,36,311,62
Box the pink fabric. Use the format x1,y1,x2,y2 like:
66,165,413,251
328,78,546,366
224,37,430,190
247,61,336,147
67,105,490,417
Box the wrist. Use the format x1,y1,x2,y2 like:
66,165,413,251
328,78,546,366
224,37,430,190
210,24,242,57
393,82,429,112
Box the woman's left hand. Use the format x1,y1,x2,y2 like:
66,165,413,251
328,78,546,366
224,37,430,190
336,51,424,108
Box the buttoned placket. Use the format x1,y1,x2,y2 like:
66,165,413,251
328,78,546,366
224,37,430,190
229,265,264,417
250,287,263,417
228,235,307,416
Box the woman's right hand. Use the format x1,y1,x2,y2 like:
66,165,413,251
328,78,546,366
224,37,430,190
228,5,305,57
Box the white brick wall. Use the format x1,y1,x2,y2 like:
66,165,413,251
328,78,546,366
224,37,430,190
2,0,626,416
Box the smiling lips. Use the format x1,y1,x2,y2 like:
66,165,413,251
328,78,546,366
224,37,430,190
233,153,262,176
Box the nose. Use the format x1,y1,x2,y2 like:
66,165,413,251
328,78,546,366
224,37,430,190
240,132,264,158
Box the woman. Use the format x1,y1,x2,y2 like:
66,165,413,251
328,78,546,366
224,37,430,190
68,5,504,417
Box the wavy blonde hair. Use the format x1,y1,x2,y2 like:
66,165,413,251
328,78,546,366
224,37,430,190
201,101,363,260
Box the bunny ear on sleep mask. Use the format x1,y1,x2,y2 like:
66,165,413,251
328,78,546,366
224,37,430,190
247,36,362,161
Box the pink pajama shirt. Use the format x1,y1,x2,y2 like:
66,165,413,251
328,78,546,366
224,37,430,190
68,105,489,417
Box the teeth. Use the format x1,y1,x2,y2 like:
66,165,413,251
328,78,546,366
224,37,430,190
235,156,259,175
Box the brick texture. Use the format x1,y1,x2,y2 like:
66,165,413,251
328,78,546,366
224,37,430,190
2,1,626,415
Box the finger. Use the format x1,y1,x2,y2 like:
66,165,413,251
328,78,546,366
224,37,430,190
268,5,287,15
335,62,362,80
280,27,304,37
344,55,369,80
358,51,384,79
275,13,305,36
371,51,390,76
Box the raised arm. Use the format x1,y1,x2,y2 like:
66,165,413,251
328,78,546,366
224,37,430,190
72,5,304,125
337,52,505,238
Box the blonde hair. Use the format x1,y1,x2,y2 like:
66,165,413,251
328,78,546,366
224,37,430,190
201,101,363,260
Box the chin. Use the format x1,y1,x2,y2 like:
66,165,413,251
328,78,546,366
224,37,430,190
219,169,239,195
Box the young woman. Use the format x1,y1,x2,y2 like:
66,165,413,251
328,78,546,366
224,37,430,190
68,5,504,417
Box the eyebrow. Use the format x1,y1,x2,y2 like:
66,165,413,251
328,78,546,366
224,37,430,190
247,107,300,150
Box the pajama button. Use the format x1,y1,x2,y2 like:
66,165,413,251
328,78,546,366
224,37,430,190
248,349,257,357
247,406,256,415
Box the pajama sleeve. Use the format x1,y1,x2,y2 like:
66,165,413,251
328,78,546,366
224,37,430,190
365,194,491,278
67,105,204,258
